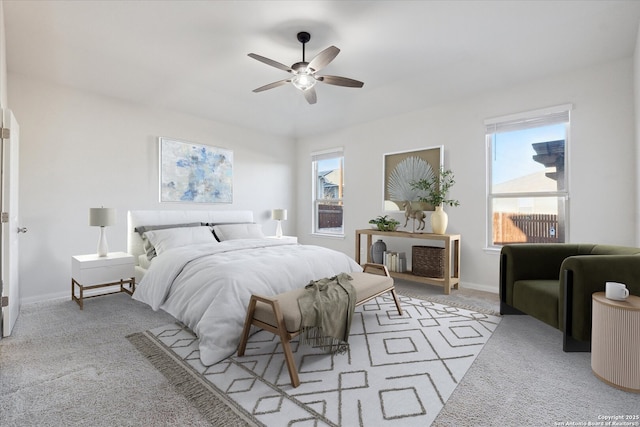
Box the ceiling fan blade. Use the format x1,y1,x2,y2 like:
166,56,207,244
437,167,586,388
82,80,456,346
307,46,340,72
248,53,292,73
252,79,290,93
303,87,317,104
317,75,364,88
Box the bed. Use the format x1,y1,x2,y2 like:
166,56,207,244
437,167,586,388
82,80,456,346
127,210,363,365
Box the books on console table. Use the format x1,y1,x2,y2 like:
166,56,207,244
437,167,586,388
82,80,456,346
383,251,406,273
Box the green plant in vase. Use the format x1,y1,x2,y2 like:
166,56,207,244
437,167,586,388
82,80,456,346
368,215,400,232
411,167,459,234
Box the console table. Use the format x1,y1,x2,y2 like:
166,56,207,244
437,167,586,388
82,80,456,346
355,229,460,294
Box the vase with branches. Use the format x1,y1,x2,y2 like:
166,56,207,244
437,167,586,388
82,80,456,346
411,167,460,208
411,167,459,234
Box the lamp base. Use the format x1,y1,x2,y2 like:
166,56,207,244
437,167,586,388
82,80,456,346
97,226,109,257
275,221,283,239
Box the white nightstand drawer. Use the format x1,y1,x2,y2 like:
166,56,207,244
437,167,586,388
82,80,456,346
75,263,134,286
72,252,135,286
72,252,133,268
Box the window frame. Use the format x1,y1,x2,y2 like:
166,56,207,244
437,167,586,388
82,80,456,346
485,104,572,250
311,148,345,237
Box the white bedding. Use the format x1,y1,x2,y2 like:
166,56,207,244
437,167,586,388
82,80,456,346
133,238,362,365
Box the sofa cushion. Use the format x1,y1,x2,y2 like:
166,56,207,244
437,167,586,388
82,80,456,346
513,279,559,328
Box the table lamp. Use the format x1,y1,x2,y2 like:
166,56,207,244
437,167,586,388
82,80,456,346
89,207,116,257
271,209,287,238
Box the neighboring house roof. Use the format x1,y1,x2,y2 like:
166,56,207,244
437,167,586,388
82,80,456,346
322,170,341,187
493,171,559,193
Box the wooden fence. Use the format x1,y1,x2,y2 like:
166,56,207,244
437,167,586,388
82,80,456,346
493,212,561,244
318,204,343,229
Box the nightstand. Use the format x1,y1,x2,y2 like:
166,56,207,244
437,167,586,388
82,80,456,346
71,252,135,310
266,236,298,244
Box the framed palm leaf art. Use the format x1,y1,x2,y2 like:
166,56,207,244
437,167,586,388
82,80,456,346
383,145,443,212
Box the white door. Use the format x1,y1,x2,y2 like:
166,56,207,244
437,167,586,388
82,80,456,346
1,109,21,337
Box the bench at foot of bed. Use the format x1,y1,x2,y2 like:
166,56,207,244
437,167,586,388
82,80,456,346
237,263,403,387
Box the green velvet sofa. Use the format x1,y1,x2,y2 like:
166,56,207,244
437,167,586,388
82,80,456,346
499,243,640,352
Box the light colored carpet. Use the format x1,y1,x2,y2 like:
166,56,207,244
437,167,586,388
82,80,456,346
1,281,638,426
0,293,212,427
433,313,640,426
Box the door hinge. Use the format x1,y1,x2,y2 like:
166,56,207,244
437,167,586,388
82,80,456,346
1,212,8,223
0,128,9,139
1,296,7,308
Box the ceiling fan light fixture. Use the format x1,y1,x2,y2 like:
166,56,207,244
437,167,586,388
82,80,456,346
248,31,363,104
291,72,316,91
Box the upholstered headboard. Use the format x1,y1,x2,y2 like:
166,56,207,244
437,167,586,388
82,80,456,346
127,209,254,262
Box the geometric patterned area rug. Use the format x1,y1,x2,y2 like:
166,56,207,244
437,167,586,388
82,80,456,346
129,294,501,427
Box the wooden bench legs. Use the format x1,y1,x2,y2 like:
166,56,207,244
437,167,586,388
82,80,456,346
238,265,402,388
238,294,301,386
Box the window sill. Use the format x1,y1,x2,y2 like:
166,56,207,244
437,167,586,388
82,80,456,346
310,233,345,240
483,247,501,254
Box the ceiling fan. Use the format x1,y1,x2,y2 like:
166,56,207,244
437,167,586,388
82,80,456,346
248,31,364,105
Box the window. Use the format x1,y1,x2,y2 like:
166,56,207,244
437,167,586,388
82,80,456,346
312,148,344,236
486,104,571,248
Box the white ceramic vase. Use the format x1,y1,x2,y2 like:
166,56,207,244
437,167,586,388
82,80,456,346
431,205,448,234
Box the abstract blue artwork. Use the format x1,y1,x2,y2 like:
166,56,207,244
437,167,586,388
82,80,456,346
159,138,233,203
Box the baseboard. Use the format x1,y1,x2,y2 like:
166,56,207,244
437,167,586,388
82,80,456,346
461,281,498,294
21,291,69,306
21,285,126,306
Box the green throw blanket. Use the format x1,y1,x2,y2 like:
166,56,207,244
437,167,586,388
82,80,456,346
297,273,356,354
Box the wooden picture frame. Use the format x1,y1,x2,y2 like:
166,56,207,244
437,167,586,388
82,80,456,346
383,145,443,212
159,137,233,203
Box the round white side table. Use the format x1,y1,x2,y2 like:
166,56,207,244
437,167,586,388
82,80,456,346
591,292,640,393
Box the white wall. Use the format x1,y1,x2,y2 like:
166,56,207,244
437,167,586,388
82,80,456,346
9,73,295,303
635,22,640,245
0,1,6,109
296,58,636,293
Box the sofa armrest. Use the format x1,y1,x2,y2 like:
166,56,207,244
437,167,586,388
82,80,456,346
500,244,590,306
560,254,640,342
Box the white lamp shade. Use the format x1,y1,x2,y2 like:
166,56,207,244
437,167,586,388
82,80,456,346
89,208,116,227
271,209,287,221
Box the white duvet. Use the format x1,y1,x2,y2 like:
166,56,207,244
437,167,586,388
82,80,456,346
133,239,362,365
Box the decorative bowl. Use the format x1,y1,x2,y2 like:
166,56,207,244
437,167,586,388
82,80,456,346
377,224,398,232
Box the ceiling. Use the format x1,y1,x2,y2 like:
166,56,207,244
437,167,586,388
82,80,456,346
4,1,640,139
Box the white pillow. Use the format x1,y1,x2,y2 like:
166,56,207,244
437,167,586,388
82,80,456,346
138,254,152,270
143,226,216,255
213,223,264,241
137,222,202,260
